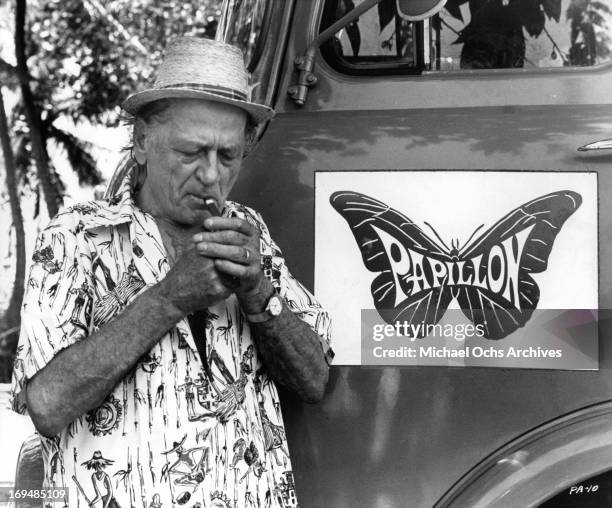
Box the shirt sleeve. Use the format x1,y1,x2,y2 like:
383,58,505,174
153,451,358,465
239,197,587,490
10,210,94,415
240,205,335,365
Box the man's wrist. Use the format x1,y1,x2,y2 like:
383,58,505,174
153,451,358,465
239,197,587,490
146,283,186,322
238,277,276,315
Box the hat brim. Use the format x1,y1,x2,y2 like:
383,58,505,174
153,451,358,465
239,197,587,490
122,88,275,124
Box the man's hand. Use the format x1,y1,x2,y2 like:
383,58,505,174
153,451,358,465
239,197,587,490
154,244,233,316
192,217,265,301
192,216,330,402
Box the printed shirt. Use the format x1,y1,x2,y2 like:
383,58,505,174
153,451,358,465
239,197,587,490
10,172,333,508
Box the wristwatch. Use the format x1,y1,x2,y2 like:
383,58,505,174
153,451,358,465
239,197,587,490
245,291,283,323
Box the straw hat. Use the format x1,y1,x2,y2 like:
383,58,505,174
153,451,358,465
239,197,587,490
81,450,114,469
122,37,274,124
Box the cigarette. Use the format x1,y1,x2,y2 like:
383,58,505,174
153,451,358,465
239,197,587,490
205,198,220,216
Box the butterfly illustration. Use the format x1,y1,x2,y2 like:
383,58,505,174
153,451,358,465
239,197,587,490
330,190,582,340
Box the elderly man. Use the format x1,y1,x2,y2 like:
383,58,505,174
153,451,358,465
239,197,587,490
10,37,333,508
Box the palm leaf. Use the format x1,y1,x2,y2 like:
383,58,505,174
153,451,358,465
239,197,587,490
445,0,467,21
542,0,562,22
48,125,102,186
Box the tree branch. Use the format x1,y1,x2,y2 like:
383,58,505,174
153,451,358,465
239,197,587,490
82,0,148,56
14,0,61,217
0,57,19,87
0,88,25,354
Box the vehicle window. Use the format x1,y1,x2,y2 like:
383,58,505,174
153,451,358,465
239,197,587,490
217,0,270,71
321,0,612,74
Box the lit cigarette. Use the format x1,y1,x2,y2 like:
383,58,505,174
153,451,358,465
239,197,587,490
205,198,220,216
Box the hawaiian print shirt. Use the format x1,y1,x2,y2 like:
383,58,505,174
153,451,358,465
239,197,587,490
10,172,333,508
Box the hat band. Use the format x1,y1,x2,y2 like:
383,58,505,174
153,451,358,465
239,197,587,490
158,83,248,102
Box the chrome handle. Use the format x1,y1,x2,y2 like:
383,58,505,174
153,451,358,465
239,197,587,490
577,138,612,151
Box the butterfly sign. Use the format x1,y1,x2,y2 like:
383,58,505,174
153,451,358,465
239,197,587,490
329,190,582,340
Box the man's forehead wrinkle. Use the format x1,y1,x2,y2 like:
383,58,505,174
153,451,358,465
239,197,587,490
166,127,243,151
142,101,246,155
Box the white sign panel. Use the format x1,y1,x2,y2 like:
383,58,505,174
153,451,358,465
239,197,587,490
315,171,598,368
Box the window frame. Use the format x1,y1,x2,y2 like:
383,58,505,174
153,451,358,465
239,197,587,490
319,0,429,76
319,0,612,78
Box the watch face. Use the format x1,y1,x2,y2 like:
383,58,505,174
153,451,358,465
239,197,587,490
268,296,283,316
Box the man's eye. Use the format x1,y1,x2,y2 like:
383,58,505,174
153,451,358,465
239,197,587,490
176,149,200,159
220,151,237,162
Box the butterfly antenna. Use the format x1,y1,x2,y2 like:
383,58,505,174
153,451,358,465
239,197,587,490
461,224,485,252
424,221,451,252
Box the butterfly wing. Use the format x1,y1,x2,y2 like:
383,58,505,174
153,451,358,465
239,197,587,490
457,190,582,339
330,191,453,335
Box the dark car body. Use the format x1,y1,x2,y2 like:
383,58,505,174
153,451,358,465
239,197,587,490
229,1,612,506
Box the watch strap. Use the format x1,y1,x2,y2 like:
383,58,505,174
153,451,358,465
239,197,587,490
245,291,282,323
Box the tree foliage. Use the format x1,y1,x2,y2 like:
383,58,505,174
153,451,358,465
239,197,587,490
336,0,610,70
30,0,222,127
567,0,612,65
0,88,25,382
445,0,562,68
15,0,62,217
11,0,222,211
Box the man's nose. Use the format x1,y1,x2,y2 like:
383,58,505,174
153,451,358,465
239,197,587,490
195,150,220,185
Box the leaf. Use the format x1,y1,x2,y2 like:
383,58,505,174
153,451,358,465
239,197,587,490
521,1,546,37
50,126,103,186
377,0,395,32
591,1,612,16
541,0,561,21
589,11,605,26
346,21,361,56
445,0,467,21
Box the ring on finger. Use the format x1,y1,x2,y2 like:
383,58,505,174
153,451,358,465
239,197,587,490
244,248,250,262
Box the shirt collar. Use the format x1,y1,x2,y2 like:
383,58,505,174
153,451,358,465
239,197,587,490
82,162,141,231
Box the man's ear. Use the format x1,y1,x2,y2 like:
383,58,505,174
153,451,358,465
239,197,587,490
132,118,148,165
